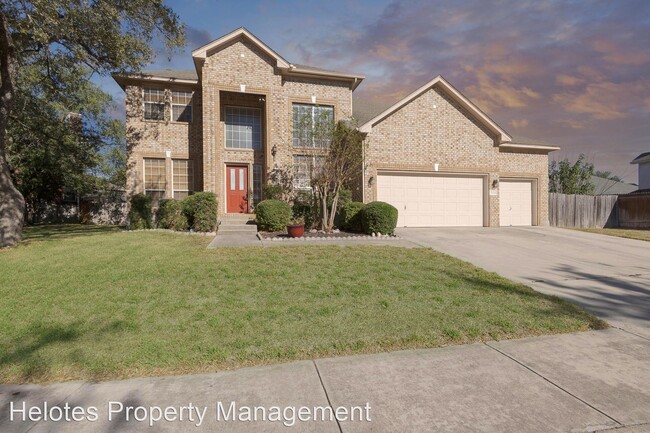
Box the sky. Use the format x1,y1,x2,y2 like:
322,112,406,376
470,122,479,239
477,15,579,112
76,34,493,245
102,0,650,183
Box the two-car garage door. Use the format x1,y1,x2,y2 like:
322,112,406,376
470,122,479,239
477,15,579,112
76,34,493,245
377,173,485,227
376,173,534,227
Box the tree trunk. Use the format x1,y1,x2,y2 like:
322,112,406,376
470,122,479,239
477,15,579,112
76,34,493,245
327,187,340,231
0,11,25,247
319,190,328,231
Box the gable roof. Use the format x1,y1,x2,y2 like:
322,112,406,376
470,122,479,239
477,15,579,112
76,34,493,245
356,75,561,152
357,76,511,142
192,27,291,68
191,27,364,89
631,151,650,164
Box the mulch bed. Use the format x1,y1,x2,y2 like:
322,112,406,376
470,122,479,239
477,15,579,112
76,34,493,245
258,230,398,240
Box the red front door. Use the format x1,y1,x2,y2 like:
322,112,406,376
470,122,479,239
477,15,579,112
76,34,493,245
226,165,249,213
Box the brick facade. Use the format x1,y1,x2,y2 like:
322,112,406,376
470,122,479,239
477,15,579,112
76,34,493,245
362,86,551,226
118,29,553,226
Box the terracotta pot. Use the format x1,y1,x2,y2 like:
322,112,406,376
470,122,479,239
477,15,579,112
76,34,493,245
286,223,305,238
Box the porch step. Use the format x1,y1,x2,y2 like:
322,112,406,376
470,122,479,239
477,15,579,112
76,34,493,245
218,214,257,232
218,224,258,233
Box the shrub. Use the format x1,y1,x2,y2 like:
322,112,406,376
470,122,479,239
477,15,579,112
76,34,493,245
263,183,283,201
157,199,188,231
360,201,398,235
255,199,292,231
292,190,317,229
182,192,218,232
127,193,153,230
340,201,365,232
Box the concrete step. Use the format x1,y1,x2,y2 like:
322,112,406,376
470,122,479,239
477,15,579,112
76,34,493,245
218,223,258,232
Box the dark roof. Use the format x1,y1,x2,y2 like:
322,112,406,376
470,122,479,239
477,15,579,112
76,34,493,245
140,69,198,81
292,63,357,76
631,151,650,164
591,175,637,195
352,97,392,124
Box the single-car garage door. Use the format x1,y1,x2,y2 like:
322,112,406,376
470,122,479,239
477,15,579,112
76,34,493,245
499,180,533,226
377,173,484,227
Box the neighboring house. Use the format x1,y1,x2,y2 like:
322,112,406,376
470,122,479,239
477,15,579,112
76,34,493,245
631,152,650,190
590,175,637,195
113,27,559,227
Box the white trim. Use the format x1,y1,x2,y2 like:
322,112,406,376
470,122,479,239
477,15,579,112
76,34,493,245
499,143,560,151
358,76,512,143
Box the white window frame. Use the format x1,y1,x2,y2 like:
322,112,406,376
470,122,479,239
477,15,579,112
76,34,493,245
224,106,262,150
171,90,193,122
292,103,334,148
171,159,194,199
143,158,166,198
142,88,165,121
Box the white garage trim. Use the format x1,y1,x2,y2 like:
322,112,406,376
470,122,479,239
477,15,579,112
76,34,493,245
376,171,488,227
499,178,538,226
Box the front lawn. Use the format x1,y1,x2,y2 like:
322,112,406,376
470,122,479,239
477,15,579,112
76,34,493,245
575,228,650,242
0,225,604,383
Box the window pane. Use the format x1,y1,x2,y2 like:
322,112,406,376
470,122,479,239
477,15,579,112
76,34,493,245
144,158,166,196
292,103,334,148
239,168,245,191
172,90,193,122
225,106,261,149
144,89,165,121
253,164,262,204
230,168,235,190
172,159,194,199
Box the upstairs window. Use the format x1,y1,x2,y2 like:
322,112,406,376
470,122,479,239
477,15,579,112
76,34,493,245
143,88,165,121
172,90,193,122
172,159,194,199
292,103,334,148
225,106,261,150
143,158,166,200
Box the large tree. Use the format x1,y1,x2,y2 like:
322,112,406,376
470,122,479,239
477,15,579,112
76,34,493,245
0,0,184,247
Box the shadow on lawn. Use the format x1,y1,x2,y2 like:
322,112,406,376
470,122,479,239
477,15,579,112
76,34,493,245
22,224,123,243
0,320,130,382
456,271,608,331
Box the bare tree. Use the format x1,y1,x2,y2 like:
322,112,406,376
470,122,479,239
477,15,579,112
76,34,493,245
309,121,365,231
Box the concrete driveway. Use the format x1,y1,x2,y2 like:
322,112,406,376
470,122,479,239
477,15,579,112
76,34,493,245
397,226,650,337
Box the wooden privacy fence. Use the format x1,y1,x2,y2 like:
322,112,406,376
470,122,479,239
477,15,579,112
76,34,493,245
549,193,618,228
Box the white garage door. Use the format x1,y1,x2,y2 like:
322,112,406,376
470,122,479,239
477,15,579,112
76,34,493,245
499,180,533,226
377,173,484,227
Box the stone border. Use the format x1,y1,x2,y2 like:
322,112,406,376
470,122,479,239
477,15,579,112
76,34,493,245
123,228,217,236
258,233,400,242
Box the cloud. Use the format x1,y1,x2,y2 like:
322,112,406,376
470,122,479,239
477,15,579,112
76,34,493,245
556,74,584,86
185,25,212,50
511,119,529,129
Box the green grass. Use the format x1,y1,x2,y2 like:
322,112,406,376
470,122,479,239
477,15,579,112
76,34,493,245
0,224,604,383
575,228,650,242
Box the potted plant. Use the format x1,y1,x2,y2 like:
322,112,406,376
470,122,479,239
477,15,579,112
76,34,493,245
287,216,305,238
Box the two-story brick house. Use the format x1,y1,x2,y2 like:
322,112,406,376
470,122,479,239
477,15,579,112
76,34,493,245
114,27,558,227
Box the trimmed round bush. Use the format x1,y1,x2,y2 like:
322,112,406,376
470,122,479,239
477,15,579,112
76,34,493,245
157,199,188,231
255,199,292,231
340,201,365,232
262,184,283,201
361,201,398,235
127,193,152,230
182,192,218,232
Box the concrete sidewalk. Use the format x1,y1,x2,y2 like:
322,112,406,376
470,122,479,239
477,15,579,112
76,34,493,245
2,328,649,432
